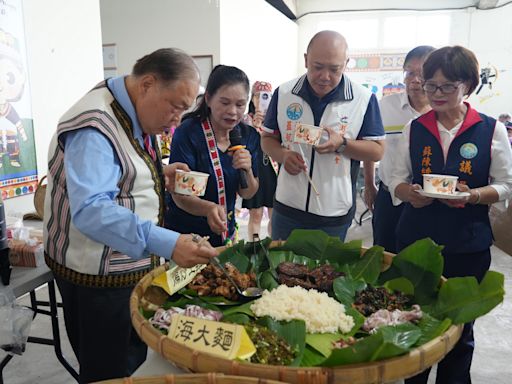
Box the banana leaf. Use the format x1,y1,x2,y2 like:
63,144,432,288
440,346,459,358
301,346,327,366
383,277,415,296
217,246,250,274
222,313,251,325
344,306,365,336
221,300,255,317
414,313,452,346
258,270,279,291
272,229,362,264
256,317,306,366
267,250,318,271
333,276,367,306
428,271,505,324
379,238,444,305
346,245,384,285
306,333,343,357
320,323,421,366
371,323,422,361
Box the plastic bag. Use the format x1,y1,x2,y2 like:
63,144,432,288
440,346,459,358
0,287,34,355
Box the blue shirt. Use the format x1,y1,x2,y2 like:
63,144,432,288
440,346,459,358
165,117,260,246
61,76,179,261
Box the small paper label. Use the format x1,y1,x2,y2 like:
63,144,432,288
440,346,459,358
168,314,255,360
152,264,206,296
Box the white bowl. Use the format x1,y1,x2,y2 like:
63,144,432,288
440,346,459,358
423,174,458,194
175,170,209,196
293,123,323,146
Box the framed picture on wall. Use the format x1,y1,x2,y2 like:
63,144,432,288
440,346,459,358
192,55,213,88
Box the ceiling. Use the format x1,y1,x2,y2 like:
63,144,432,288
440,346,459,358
266,0,511,20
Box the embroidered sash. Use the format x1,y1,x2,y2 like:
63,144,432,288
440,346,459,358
201,119,229,243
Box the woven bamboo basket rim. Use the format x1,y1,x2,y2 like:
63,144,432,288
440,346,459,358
33,175,47,219
94,372,288,383
131,241,463,384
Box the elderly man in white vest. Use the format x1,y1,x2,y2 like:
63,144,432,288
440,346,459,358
43,48,218,383
261,30,385,241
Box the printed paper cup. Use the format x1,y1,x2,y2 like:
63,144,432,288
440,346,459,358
423,174,458,194
293,123,323,146
175,170,209,196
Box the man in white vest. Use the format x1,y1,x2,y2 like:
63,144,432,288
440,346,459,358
261,30,385,241
43,48,218,383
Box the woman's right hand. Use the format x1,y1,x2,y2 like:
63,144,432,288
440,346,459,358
206,203,227,235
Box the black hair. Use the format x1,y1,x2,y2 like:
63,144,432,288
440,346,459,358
183,65,250,121
423,46,480,96
404,45,436,67
132,48,199,85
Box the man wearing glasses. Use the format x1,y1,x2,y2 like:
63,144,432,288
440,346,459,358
363,46,435,253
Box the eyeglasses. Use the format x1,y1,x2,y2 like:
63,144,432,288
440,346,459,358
422,82,462,94
403,70,424,81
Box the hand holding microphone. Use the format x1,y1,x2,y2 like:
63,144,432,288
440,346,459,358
228,127,250,189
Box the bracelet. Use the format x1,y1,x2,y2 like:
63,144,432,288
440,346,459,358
472,188,481,205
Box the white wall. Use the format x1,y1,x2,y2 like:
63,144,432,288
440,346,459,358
219,0,299,88
5,0,104,215
100,0,221,74
297,4,512,118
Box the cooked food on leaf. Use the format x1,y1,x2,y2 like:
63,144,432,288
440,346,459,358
362,305,423,333
149,305,223,333
250,284,354,334
245,323,295,365
187,262,257,300
353,285,411,316
277,261,344,292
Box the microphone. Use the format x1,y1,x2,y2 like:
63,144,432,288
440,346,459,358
228,127,248,189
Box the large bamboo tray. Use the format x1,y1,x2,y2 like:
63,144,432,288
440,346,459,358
95,373,287,384
130,244,463,384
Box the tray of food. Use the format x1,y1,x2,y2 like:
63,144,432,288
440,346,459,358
131,230,504,384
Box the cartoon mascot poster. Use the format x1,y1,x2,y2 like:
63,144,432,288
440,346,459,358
0,0,39,200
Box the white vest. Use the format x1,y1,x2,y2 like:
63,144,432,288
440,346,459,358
275,75,372,217
44,83,161,281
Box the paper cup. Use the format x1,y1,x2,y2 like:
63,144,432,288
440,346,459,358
175,170,209,196
423,174,458,194
293,123,323,146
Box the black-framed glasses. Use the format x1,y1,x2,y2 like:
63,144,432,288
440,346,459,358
422,82,462,94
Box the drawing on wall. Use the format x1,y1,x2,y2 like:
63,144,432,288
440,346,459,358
346,53,407,99
192,55,213,89
0,0,38,200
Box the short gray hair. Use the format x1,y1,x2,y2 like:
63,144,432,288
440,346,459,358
132,48,199,85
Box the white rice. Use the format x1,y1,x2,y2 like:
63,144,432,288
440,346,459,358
250,285,354,334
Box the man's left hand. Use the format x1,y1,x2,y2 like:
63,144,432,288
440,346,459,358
163,162,191,192
314,127,344,154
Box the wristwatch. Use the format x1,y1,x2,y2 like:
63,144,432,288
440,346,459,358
335,136,348,154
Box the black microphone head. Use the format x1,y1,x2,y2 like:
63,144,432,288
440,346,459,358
229,126,242,146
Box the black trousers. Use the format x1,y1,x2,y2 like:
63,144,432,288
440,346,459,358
55,276,147,383
372,183,404,254
397,246,491,384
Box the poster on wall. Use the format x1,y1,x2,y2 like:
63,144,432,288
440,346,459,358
345,53,407,100
0,0,38,200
